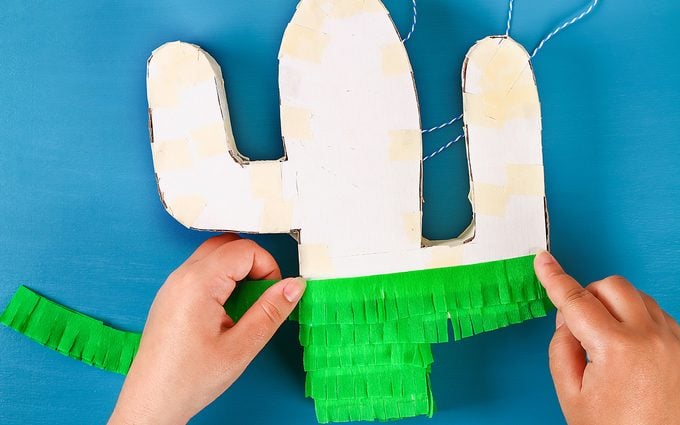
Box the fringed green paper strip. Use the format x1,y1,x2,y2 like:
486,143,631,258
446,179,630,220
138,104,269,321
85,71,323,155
295,255,551,423
0,254,552,423
302,343,434,371
0,286,141,375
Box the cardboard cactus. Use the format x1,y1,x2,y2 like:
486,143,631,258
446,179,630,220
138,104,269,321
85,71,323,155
146,0,547,280
144,0,550,422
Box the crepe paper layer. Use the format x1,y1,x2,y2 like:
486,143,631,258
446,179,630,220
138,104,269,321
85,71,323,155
302,343,434,372
229,254,551,422
1,254,551,423
298,254,550,422
0,286,141,375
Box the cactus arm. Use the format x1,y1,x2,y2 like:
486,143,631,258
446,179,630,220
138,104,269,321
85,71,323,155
147,41,295,233
423,36,547,265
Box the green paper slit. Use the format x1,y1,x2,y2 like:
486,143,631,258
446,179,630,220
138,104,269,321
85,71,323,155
1,254,552,422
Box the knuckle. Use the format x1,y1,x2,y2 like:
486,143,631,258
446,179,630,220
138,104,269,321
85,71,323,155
546,269,565,281
208,275,235,303
548,329,571,359
237,238,259,251
181,267,199,284
198,238,219,251
564,286,593,308
603,275,629,287
259,298,284,324
639,291,656,306
585,279,602,291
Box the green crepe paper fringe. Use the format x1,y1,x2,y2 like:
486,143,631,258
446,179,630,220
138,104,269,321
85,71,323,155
0,286,141,375
303,343,434,372
1,254,552,423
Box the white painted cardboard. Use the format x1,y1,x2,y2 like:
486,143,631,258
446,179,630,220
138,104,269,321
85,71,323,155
146,0,548,279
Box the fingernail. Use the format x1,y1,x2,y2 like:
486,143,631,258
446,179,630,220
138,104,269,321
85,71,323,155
555,311,565,329
536,250,555,266
283,278,306,303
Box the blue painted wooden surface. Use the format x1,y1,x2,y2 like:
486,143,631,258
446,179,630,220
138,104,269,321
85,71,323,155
1,1,678,423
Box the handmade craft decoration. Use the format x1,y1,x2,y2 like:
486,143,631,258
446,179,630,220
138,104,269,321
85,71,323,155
144,0,549,421
1,0,600,422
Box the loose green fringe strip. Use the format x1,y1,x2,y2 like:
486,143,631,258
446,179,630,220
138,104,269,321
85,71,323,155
1,254,552,423
0,286,141,375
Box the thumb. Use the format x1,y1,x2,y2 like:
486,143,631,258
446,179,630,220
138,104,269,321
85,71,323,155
549,313,586,403
229,277,306,363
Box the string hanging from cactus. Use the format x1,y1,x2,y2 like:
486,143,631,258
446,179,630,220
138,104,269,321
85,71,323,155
419,0,601,161
400,0,417,43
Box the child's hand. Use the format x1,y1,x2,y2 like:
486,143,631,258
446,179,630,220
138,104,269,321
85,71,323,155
108,234,306,425
535,251,680,425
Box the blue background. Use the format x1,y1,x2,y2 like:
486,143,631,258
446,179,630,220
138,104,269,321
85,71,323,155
1,0,679,423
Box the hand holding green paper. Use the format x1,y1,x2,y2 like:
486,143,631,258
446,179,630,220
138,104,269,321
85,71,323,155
107,244,680,425
108,234,306,425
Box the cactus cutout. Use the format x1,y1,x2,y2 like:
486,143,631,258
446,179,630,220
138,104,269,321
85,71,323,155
146,0,547,280
145,0,550,422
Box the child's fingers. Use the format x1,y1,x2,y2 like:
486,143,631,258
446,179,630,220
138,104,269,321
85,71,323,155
585,277,651,324
534,251,619,347
205,239,281,281
228,277,306,365
189,239,282,305
184,233,241,264
548,322,587,402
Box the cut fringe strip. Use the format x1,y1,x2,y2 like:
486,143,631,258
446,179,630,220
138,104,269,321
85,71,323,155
303,342,434,372
1,254,551,423
0,286,140,375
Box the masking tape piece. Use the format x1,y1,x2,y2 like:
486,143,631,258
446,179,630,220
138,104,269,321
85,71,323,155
147,78,180,108
293,0,327,31
382,42,411,76
402,212,422,245
152,139,194,173
166,194,206,228
299,244,334,277
427,245,464,269
473,183,507,216
250,162,283,199
389,130,421,161
260,199,294,232
463,38,539,127
148,43,218,108
506,164,545,196
329,0,382,18
279,24,329,63
190,122,228,158
281,105,313,141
